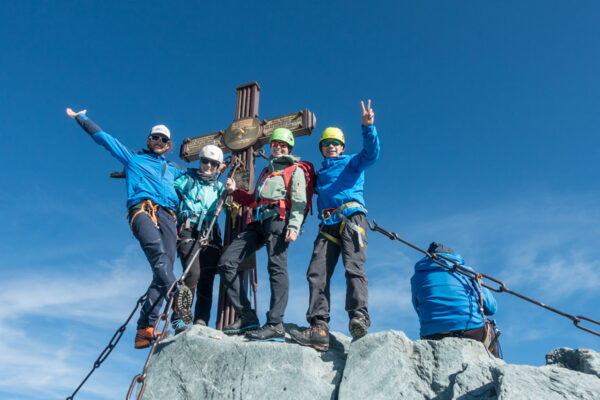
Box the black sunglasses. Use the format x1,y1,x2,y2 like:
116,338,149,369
201,157,219,167
149,135,170,144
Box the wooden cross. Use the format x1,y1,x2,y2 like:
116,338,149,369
179,82,316,330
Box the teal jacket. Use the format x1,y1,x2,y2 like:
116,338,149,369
174,170,225,226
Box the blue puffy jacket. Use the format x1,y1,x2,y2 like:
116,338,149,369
75,114,186,211
410,252,497,337
316,124,380,225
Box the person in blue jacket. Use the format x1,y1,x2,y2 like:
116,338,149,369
172,145,225,334
411,242,499,357
290,100,380,351
66,108,193,349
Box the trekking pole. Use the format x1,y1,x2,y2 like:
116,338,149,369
198,158,241,246
178,157,241,282
127,159,242,400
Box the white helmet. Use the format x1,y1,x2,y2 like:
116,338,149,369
200,144,224,163
150,124,171,139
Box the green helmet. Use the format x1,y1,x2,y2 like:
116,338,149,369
270,128,295,148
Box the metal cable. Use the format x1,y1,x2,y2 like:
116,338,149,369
367,220,600,337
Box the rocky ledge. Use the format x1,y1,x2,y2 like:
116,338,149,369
139,324,600,399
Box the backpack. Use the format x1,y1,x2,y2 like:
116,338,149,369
248,161,316,224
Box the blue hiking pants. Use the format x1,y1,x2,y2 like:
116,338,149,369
130,206,177,329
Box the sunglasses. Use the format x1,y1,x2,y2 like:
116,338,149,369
149,135,170,144
320,139,342,147
201,157,219,167
271,141,289,149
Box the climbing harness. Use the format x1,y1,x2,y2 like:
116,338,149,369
367,220,600,338
127,199,176,229
319,202,368,247
242,160,315,225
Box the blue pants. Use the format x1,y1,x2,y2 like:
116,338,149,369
131,206,177,329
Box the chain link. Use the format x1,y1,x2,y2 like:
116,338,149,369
367,220,600,337
65,291,148,400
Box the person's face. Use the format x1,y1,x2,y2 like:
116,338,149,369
320,139,344,158
147,134,172,155
270,140,290,158
200,157,220,174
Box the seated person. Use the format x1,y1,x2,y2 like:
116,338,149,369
411,242,499,357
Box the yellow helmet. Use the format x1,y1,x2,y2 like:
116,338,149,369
320,127,345,146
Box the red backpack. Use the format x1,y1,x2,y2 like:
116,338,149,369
245,161,316,224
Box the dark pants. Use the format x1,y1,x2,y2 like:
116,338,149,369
218,217,290,324
306,212,370,325
422,323,500,357
130,206,177,329
177,223,221,324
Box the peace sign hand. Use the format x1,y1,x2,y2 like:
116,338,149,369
361,100,374,126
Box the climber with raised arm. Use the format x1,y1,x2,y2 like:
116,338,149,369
290,100,380,351
66,108,193,349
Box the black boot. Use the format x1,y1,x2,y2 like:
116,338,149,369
245,323,285,342
223,311,259,335
349,311,369,339
289,320,330,351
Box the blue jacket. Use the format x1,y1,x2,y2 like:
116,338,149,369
316,124,380,225
174,170,225,226
410,252,497,337
75,114,185,211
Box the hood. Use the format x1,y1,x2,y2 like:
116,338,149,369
414,252,465,273
270,154,300,167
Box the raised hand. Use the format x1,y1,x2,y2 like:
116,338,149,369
66,108,87,118
361,100,374,126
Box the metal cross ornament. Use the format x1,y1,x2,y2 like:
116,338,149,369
179,82,316,330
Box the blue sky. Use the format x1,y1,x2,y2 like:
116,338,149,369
1,1,600,399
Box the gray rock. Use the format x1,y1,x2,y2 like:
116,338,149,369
546,347,600,378
139,326,600,400
140,323,350,400
338,330,501,399
493,364,600,400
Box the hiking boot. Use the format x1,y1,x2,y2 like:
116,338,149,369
289,320,330,351
245,323,285,342
134,326,162,349
173,286,193,325
223,311,259,335
171,318,188,335
349,312,369,339
194,319,207,326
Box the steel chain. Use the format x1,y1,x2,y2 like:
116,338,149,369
65,291,148,400
367,220,600,337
